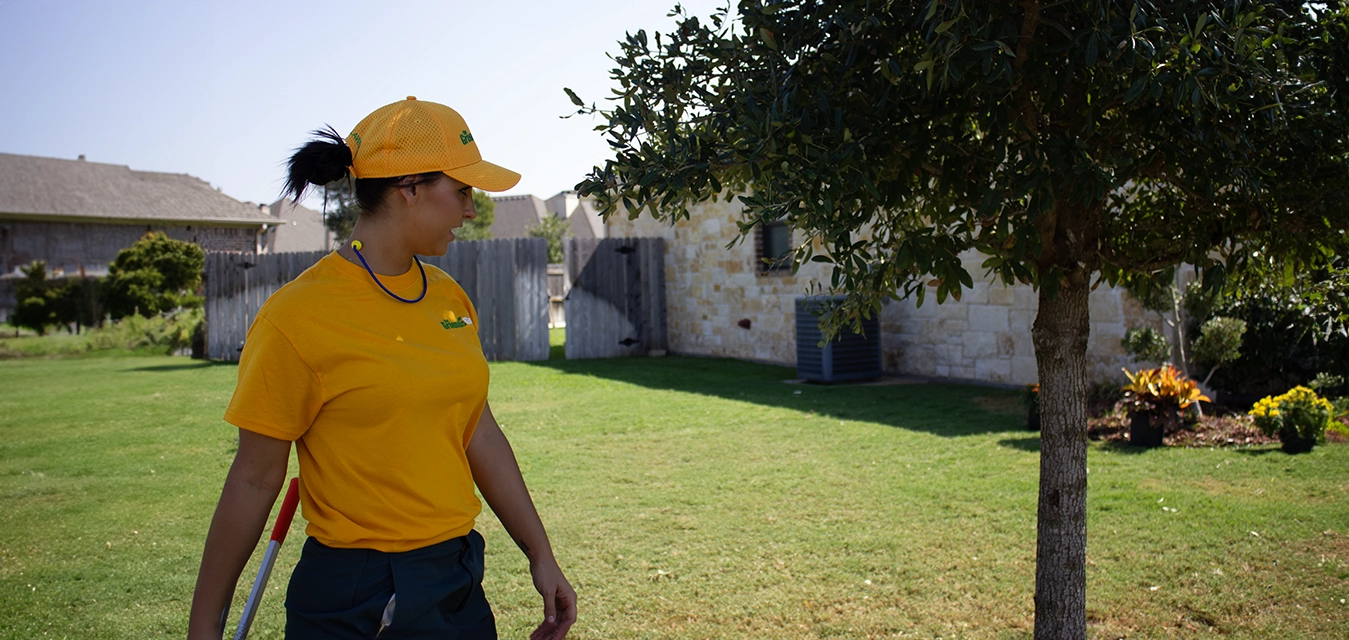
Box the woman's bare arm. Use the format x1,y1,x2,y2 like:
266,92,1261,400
467,403,576,640
187,429,291,639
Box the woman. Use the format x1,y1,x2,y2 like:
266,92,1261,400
188,97,576,639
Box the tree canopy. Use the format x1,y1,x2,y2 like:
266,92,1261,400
574,1,1349,636
460,189,497,240
528,213,570,263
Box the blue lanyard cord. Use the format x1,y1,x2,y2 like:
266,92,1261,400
351,244,428,303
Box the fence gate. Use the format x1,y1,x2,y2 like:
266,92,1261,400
563,237,666,359
204,238,548,362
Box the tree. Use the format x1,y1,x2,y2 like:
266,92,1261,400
572,2,1349,636
459,189,496,240
320,179,360,244
527,214,570,263
11,261,56,335
102,232,205,319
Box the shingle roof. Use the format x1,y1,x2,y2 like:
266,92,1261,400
0,152,276,226
489,194,550,238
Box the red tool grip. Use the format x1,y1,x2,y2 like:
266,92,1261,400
270,478,300,544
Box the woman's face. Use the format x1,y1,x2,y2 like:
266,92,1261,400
403,174,476,255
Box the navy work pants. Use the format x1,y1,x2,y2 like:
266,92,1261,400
285,530,496,639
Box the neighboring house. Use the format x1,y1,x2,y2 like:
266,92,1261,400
489,191,608,241
0,152,280,321
544,191,606,240
607,196,1170,387
259,198,335,254
488,194,551,238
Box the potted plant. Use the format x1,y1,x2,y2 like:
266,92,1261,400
1249,386,1333,454
1122,364,1210,447
1023,384,1040,431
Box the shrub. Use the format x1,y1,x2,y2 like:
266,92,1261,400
1121,327,1171,365
1208,259,1349,395
10,261,57,335
1191,317,1246,370
1249,386,1333,452
101,232,205,319
1122,364,1209,414
0,308,203,358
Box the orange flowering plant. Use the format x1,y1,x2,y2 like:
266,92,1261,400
1121,364,1210,413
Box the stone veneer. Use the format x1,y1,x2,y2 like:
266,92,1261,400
608,197,1167,386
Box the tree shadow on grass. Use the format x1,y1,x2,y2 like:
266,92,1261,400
998,435,1042,452
522,354,1026,438
1094,440,1155,455
126,360,234,372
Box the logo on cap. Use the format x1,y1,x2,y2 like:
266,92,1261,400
459,130,474,145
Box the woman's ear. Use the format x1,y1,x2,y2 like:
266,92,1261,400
395,182,419,208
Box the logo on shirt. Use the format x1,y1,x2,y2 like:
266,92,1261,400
441,310,472,330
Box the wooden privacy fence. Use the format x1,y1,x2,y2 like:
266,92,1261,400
563,237,667,359
204,238,549,362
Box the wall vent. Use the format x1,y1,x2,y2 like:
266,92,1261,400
796,296,882,383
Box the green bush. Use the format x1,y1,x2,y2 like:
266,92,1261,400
101,232,205,319
10,261,57,335
0,308,202,358
1191,317,1246,369
1121,327,1170,365
1210,259,1349,395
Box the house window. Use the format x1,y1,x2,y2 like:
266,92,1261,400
757,220,792,274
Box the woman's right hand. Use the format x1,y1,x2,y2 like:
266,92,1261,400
186,429,292,639
528,556,577,640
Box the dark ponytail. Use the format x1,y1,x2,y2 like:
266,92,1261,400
282,126,444,215
282,126,353,204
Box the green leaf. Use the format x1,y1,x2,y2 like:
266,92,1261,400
1124,76,1149,103
760,26,778,51
935,19,956,34
563,87,585,107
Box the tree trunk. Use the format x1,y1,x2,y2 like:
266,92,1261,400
1031,272,1091,639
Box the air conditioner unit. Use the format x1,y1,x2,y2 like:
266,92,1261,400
795,296,882,383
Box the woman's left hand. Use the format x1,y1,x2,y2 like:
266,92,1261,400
528,557,576,640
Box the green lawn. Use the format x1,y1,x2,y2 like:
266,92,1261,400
1,354,1345,639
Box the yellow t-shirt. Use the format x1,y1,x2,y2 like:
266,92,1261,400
224,252,489,552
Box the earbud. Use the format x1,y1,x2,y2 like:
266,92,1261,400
352,240,363,251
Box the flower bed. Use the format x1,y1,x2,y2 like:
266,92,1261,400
1088,405,1276,447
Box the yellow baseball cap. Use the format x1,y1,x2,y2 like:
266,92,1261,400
345,96,521,192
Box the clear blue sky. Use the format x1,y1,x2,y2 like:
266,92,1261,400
0,0,730,205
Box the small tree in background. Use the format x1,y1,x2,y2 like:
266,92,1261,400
320,179,359,245
528,214,570,263
11,261,57,335
1121,327,1171,366
458,190,496,240
101,232,205,320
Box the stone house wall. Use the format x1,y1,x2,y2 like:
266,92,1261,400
608,196,1168,386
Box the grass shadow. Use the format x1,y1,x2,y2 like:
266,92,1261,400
126,360,233,372
522,353,1025,438
998,435,1042,452
1095,440,1158,455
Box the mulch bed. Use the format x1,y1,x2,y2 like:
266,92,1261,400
1087,404,1279,448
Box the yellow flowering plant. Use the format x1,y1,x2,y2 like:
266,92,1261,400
1248,386,1333,448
